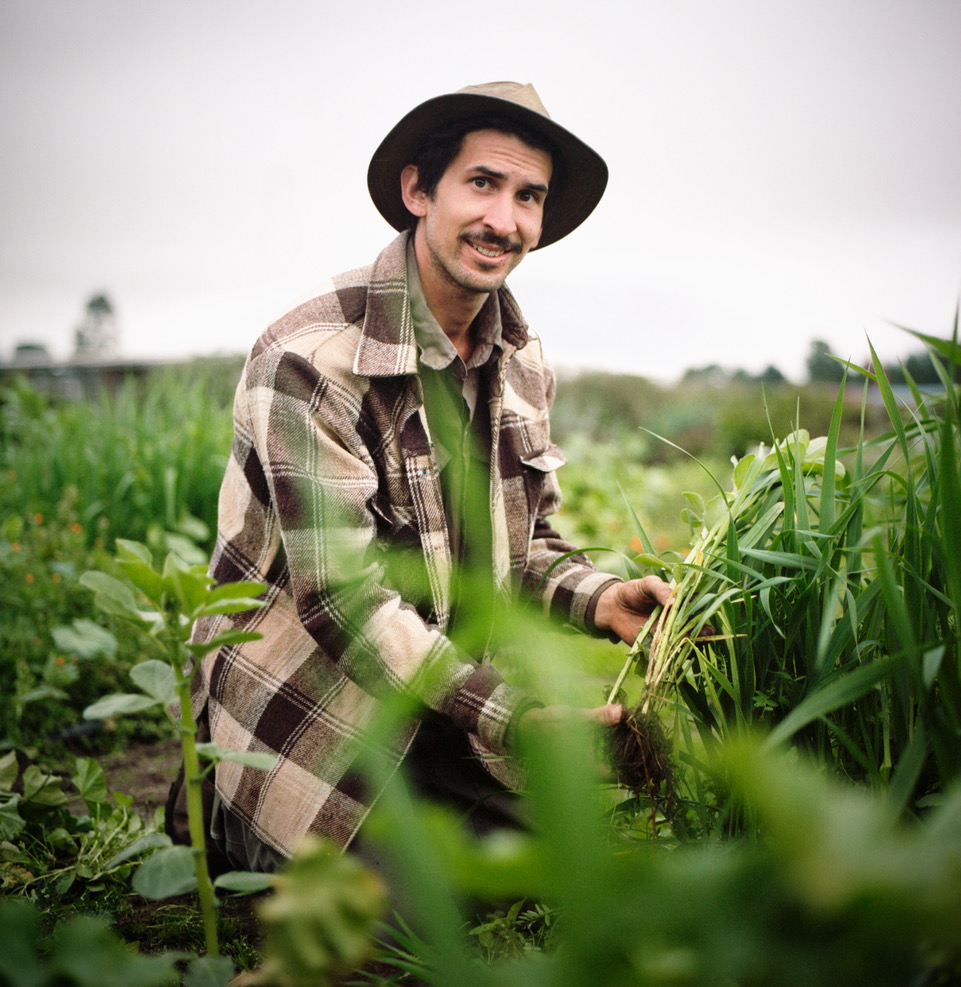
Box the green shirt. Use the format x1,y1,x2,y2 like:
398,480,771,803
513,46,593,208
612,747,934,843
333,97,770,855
406,240,499,650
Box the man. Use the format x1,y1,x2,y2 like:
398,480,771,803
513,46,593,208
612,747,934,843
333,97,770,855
178,81,671,873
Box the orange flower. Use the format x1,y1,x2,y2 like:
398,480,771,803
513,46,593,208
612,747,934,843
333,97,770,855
52,572,62,584
56,656,65,666
71,522,83,535
25,573,35,584
33,513,43,525
11,542,20,553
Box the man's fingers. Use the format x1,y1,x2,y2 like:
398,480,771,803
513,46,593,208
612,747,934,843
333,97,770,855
587,703,623,727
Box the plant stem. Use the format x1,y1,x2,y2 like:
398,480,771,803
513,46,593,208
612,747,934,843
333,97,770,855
606,605,663,706
175,660,220,957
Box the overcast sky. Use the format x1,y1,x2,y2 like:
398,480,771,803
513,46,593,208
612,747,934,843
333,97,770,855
2,0,959,382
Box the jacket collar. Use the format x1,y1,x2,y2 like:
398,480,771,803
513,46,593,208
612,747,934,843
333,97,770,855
353,231,530,378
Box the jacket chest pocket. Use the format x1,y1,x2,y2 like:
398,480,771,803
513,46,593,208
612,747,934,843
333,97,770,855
501,418,566,521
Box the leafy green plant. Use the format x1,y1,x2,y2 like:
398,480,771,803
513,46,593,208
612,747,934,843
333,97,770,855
235,836,387,987
601,329,961,837
79,540,272,968
0,750,162,901
0,897,183,987
356,700,961,986
468,899,557,961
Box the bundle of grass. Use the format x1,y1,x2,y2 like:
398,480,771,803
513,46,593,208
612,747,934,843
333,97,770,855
605,424,850,814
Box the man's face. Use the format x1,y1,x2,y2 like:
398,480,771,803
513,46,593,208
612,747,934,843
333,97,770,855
408,129,552,298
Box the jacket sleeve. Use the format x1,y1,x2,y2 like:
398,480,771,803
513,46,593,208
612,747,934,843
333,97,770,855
232,345,533,755
504,349,622,635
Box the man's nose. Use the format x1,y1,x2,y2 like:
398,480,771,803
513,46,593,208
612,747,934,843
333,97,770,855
482,192,517,237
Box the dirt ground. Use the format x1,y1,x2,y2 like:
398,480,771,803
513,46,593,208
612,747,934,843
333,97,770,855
102,735,183,821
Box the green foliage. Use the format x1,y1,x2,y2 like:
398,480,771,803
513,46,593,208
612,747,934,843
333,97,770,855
552,368,882,464
0,493,140,752
79,538,270,965
0,750,163,901
0,897,184,987
240,837,387,987
615,331,961,823
4,335,961,983
357,710,961,985
469,900,557,961
0,360,238,553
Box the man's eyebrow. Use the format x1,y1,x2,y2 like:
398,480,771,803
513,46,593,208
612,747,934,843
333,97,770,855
470,165,549,195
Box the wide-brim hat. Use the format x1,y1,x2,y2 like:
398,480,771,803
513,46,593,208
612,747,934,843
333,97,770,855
367,81,608,250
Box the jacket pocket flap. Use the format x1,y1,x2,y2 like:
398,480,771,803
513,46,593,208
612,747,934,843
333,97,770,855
521,445,566,473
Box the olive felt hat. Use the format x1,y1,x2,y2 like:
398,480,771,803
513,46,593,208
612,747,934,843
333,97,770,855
366,81,608,250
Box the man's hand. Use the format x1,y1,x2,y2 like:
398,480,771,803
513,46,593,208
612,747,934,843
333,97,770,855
594,576,673,646
516,702,622,750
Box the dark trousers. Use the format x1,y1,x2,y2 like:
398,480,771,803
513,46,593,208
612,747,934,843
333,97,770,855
165,711,526,880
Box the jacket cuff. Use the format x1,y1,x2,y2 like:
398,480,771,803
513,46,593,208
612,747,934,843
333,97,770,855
503,695,547,753
583,577,623,641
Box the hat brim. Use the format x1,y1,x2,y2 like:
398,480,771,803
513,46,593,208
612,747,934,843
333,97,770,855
367,92,608,250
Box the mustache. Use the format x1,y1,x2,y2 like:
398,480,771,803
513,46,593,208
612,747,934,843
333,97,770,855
461,230,522,254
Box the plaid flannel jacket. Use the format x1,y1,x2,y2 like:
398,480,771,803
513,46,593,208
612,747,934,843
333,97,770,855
189,232,618,857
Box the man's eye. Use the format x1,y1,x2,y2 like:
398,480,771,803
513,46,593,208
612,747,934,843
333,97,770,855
472,177,491,189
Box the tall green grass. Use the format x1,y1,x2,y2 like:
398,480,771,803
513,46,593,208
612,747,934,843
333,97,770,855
620,327,961,821
0,358,240,551
0,359,240,750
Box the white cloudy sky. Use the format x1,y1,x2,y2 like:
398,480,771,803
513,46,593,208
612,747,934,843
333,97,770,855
2,0,959,382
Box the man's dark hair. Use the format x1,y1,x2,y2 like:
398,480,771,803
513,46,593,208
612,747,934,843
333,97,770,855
406,115,559,230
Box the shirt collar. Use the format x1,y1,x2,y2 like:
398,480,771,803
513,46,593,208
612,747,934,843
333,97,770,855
406,237,504,372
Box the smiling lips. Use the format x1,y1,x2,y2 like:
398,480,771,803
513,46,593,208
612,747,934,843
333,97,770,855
462,232,520,261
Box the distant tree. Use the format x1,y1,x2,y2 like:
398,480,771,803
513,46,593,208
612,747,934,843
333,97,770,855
681,364,728,386
805,340,845,383
903,350,942,386
757,364,787,384
74,293,118,358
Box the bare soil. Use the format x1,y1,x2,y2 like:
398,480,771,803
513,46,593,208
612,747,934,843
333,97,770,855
102,735,182,821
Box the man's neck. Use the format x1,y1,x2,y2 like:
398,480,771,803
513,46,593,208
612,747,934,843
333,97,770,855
412,238,489,363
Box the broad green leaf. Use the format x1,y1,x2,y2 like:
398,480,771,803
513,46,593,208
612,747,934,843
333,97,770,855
21,765,69,807
117,557,166,604
163,531,209,566
186,629,263,659
72,757,108,807
115,538,153,565
51,619,118,660
162,553,209,613
79,570,148,622
50,914,182,986
0,797,26,842
0,899,44,987
0,751,18,793
213,870,273,894
195,743,278,772
104,832,173,870
208,581,267,604
20,684,69,705
193,598,267,617
183,955,237,987
132,845,197,899
83,692,163,720
130,660,177,705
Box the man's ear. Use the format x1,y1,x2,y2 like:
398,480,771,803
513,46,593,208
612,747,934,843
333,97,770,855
400,164,429,218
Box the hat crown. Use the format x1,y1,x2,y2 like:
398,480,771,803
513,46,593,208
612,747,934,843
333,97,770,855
454,81,552,119
367,81,607,249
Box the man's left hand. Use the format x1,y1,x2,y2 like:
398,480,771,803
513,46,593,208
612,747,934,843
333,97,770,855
594,576,673,646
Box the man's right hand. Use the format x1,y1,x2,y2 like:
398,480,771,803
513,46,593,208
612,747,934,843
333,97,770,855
516,702,623,744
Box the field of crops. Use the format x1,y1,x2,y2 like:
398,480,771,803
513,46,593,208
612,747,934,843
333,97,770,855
1,333,960,986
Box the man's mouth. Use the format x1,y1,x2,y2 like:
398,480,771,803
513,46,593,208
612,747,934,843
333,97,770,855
462,234,520,260
472,242,505,258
